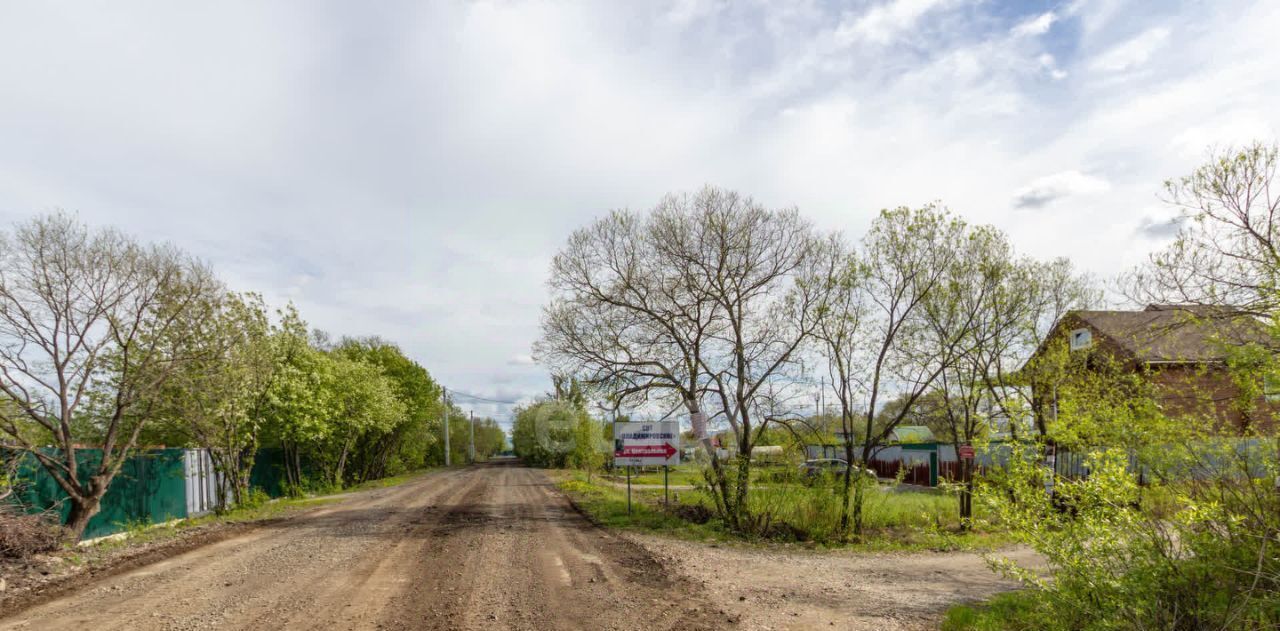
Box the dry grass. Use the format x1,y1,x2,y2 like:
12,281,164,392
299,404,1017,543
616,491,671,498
0,505,62,558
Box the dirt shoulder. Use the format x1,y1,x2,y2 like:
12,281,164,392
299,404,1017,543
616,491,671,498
631,533,1041,631
556,470,1044,630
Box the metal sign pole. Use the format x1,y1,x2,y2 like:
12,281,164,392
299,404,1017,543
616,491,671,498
626,466,632,515
664,464,669,509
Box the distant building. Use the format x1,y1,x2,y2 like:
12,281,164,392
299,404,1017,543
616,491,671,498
1032,304,1278,434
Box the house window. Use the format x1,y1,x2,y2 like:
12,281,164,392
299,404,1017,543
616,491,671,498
1069,328,1092,351
1264,374,1280,402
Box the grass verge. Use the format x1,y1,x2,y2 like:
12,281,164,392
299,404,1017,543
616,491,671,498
941,590,1049,631
556,470,1010,552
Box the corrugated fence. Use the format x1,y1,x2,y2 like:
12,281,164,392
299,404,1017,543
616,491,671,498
4,447,304,540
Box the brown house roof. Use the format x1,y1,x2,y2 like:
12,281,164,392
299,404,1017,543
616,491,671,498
1068,304,1273,364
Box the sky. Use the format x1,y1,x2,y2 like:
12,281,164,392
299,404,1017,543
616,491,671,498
1,0,1279,428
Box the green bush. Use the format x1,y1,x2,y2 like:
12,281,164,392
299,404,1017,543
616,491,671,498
238,487,271,510
981,443,1280,630
942,591,1052,631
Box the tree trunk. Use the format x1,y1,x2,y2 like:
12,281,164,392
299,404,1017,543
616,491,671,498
333,435,355,487
838,436,855,535
852,480,866,539
207,449,232,512
733,454,752,533
64,494,103,542
694,404,736,528
283,442,303,495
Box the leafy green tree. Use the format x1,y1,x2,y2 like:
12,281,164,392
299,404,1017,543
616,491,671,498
319,357,405,485
983,145,1280,629
147,292,277,508
470,417,507,461
261,311,336,492
982,351,1279,629
333,338,441,480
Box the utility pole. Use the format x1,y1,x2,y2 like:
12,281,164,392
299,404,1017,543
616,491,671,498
469,410,476,464
443,388,451,467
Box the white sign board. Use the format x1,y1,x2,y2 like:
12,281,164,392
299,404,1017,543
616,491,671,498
613,421,681,467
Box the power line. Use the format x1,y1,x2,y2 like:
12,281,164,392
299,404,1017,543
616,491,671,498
445,389,524,405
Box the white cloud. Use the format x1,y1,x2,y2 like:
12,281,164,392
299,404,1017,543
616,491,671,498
508,354,536,366
1136,214,1186,239
1012,171,1112,209
1090,26,1171,73
1038,53,1068,80
664,0,726,25
836,0,956,46
1013,12,1057,37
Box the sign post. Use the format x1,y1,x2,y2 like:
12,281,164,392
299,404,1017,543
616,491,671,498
958,443,975,522
614,421,681,515
664,465,669,509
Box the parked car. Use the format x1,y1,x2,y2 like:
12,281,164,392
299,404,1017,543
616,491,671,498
798,458,875,480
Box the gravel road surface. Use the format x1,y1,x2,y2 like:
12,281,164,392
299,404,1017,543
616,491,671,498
0,461,1033,630
0,461,717,630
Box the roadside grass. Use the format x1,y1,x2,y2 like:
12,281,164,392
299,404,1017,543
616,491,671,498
609,464,790,487
941,590,1050,631
343,468,437,492
556,470,1010,551
605,465,705,487
558,476,735,542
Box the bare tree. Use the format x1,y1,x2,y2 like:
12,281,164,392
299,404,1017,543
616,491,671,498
537,203,729,492
812,238,867,536
0,213,215,540
538,187,836,530
1129,140,1280,492
818,205,968,537
1129,141,1280,316
665,190,837,529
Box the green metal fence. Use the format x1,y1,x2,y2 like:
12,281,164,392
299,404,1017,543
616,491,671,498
4,446,326,540
8,448,188,540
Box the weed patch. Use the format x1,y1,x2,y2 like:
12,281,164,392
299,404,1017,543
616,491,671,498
556,471,1008,551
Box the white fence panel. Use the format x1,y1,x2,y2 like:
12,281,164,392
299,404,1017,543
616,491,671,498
183,449,226,516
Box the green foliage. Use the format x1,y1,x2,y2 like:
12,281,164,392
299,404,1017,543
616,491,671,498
1040,343,1176,450
238,487,271,511
511,399,602,469
333,337,442,478
942,590,1052,631
979,353,1280,629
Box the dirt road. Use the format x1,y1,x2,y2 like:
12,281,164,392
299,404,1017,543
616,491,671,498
0,461,1033,630
0,461,717,630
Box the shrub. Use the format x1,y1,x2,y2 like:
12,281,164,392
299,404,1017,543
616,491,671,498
238,487,271,510
982,442,1280,630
